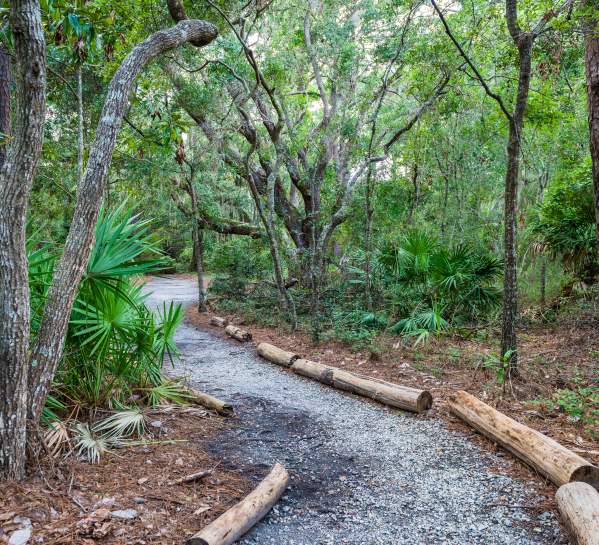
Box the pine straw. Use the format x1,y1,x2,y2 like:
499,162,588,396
0,409,251,545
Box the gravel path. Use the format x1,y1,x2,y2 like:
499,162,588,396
145,276,568,545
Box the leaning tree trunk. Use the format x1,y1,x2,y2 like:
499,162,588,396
0,0,47,481
583,1,599,260
500,32,533,378
27,19,218,427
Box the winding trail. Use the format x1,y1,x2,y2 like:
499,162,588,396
145,276,568,545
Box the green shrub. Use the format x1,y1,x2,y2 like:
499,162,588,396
207,237,272,279
531,168,597,283
31,205,186,419
380,231,502,342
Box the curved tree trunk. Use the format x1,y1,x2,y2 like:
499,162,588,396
27,19,218,428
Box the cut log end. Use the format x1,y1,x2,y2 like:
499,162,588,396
571,464,599,490
416,390,433,412
257,342,299,367
556,482,599,545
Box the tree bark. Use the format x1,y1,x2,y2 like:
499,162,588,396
583,1,599,260
0,0,46,481
188,177,207,312
291,359,433,413
224,325,252,342
209,316,228,327
27,19,218,427
184,386,233,416
256,342,299,367
0,42,11,169
77,65,84,186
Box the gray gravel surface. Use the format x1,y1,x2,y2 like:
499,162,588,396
145,276,568,545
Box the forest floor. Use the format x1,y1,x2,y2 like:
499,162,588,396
190,299,599,462
0,408,251,545
142,275,571,545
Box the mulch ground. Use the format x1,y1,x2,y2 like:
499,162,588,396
0,408,251,545
186,305,599,472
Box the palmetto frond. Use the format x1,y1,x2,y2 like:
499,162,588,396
93,408,146,441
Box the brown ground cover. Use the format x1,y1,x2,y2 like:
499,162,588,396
0,408,251,545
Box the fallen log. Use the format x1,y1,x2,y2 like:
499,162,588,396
224,324,252,342
290,359,432,413
210,316,228,327
556,482,599,545
256,342,299,367
186,463,289,545
186,388,234,416
168,470,212,486
449,390,599,489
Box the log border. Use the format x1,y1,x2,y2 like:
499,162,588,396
203,312,599,541
184,386,234,416
186,463,289,545
449,390,599,490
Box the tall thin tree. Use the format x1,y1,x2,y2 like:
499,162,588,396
431,0,572,376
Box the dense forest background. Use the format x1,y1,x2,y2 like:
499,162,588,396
27,1,597,340
1,0,598,481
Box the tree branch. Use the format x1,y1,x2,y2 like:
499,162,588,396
430,0,513,122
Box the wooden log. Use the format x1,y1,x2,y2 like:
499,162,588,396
449,390,599,489
556,482,599,545
168,470,212,486
186,463,289,545
330,368,432,413
291,358,335,385
256,342,299,367
210,316,228,327
290,359,432,413
186,388,234,416
224,324,252,342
